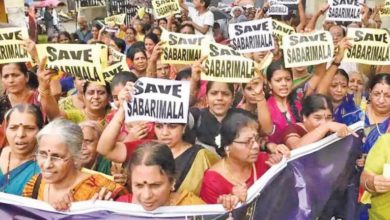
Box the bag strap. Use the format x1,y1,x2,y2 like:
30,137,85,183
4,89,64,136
32,174,42,199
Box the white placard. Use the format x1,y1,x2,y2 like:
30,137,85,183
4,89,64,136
124,77,190,123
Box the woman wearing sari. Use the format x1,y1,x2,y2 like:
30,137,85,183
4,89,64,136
0,104,42,195
200,111,285,210
23,119,127,211
98,82,218,195
116,141,205,210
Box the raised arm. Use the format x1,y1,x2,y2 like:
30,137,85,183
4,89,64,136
317,37,351,95
179,0,188,12
295,0,307,32
97,82,134,163
146,42,164,78
36,57,62,120
304,3,329,32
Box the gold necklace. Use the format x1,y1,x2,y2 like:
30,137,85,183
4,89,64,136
223,158,257,186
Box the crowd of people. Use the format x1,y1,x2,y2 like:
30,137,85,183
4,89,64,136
1,0,390,219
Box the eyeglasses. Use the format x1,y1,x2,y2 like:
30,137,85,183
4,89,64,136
35,152,70,164
233,135,261,147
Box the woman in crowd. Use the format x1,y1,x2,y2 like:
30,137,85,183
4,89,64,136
282,94,355,149
127,48,148,78
87,24,101,44
79,120,111,175
124,27,137,55
200,111,284,210
58,31,72,44
265,58,326,146
317,38,362,126
360,133,390,219
0,63,42,147
144,33,159,59
42,74,111,125
98,82,218,194
23,119,127,211
188,59,273,156
348,71,367,106
0,104,42,195
133,19,145,42
58,76,85,111
116,141,205,210
319,68,362,126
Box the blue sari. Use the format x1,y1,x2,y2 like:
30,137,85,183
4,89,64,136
334,94,364,126
0,160,40,195
362,117,390,154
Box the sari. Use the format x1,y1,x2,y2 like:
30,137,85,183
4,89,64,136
199,152,269,204
333,94,363,126
362,134,390,220
266,96,302,144
22,174,127,201
0,160,40,195
175,145,218,195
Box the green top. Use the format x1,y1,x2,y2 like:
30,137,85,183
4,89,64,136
364,134,390,220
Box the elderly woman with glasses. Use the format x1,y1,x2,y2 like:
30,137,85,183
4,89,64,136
23,119,127,211
199,111,286,211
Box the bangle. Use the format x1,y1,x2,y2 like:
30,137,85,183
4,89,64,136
364,178,375,193
38,87,51,97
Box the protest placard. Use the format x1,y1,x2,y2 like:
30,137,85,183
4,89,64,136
272,20,295,45
152,0,181,19
326,0,362,22
108,1,147,24
201,42,256,83
104,14,126,25
102,50,131,83
124,77,190,123
0,28,31,64
229,18,274,53
267,4,289,15
36,44,106,84
282,31,334,68
161,30,209,65
380,0,390,17
344,28,390,65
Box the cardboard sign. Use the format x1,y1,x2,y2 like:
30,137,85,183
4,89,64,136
326,0,362,22
282,31,334,68
380,0,390,17
344,28,390,65
36,44,106,84
104,14,126,25
152,0,180,19
201,42,256,83
0,28,31,64
267,4,289,15
124,77,190,123
102,50,131,83
229,18,275,53
272,19,295,45
161,30,209,65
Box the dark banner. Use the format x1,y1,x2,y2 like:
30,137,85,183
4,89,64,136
0,124,363,220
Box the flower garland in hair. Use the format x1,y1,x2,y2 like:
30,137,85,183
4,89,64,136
215,134,222,149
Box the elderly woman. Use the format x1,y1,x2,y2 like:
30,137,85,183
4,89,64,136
200,111,285,210
116,141,205,210
22,119,127,211
0,104,42,195
360,134,390,220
